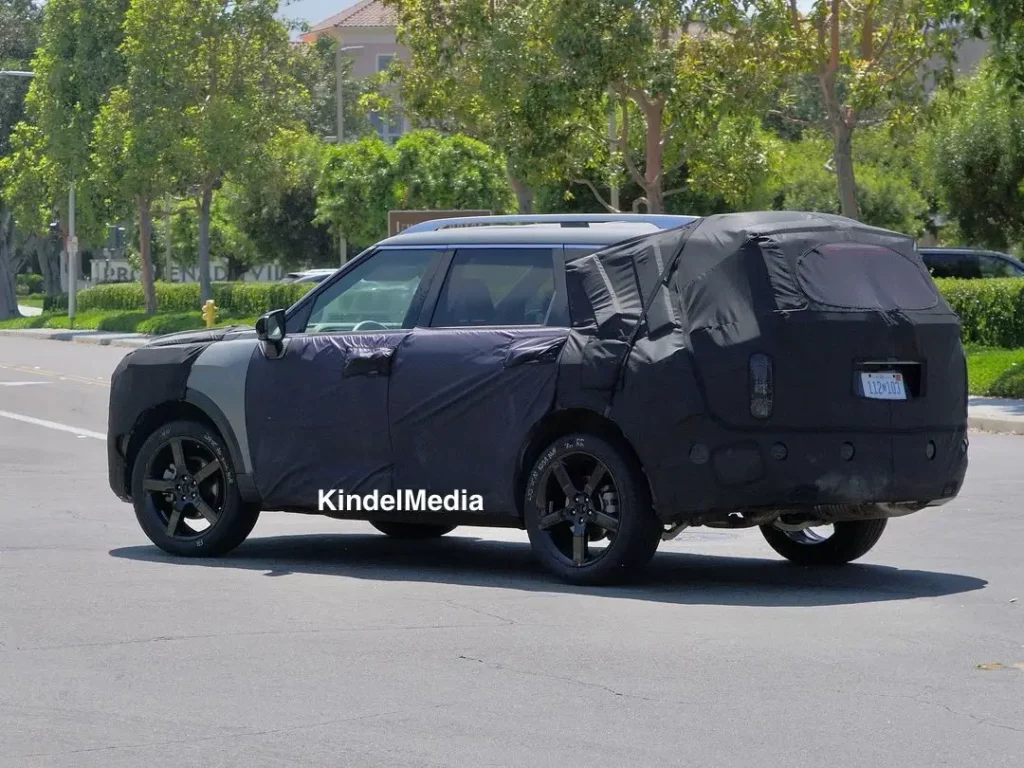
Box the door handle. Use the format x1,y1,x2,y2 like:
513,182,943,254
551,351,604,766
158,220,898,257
503,336,567,368
342,348,394,378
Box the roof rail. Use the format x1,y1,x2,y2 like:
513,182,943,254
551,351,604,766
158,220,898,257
398,213,698,235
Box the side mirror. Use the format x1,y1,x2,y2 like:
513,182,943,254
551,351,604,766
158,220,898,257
256,309,286,344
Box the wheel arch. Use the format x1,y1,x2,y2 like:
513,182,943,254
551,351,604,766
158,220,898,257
121,393,257,503
512,408,653,517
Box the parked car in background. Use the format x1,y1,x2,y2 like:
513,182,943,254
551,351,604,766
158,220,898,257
282,268,337,284
918,247,1024,279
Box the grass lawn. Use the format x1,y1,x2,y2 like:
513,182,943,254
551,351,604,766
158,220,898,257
964,346,1024,398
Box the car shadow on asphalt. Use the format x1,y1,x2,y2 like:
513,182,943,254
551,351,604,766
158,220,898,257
109,533,987,607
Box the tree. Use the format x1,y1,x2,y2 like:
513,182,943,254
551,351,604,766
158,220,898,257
290,34,374,141
227,128,334,269
0,0,43,320
316,136,398,254
763,0,971,219
770,130,931,236
123,0,306,302
385,0,603,213
394,130,514,212
929,64,1024,249
92,84,178,314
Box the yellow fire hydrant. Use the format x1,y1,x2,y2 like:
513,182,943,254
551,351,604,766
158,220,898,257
202,299,217,328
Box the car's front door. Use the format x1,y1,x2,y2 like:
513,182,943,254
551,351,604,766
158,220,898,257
388,246,571,517
246,247,444,509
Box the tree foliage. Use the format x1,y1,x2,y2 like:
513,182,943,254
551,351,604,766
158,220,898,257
759,0,972,219
929,63,1024,249
121,0,306,301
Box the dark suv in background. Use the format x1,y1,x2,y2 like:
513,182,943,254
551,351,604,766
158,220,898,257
918,247,1024,279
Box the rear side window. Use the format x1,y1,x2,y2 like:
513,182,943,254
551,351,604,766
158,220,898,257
979,254,1024,278
797,242,938,311
430,248,567,327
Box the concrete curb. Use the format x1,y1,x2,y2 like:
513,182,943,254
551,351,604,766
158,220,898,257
0,329,150,349
967,416,1024,435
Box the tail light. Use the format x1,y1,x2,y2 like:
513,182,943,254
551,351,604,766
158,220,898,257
750,353,773,419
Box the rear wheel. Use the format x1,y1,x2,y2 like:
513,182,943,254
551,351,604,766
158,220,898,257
370,522,456,539
760,518,887,566
524,433,661,585
131,420,259,557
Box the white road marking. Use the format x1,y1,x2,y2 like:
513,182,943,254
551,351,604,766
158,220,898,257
0,410,105,441
0,381,52,387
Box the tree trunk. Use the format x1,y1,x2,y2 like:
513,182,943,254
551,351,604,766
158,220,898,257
833,120,859,219
509,175,534,214
136,196,158,315
197,183,214,303
36,236,62,296
0,210,21,320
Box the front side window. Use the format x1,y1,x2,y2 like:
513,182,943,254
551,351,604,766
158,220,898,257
305,249,437,334
431,248,564,328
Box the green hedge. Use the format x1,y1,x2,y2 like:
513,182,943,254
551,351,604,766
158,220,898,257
934,278,1024,348
15,274,43,296
69,281,313,316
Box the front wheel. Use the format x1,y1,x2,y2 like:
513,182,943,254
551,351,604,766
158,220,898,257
760,518,888,566
524,433,661,585
370,522,456,539
131,420,259,557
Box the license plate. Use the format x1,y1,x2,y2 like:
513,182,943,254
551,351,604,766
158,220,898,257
861,372,906,400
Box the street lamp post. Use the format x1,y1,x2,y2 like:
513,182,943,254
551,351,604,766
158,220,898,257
334,44,363,265
1,69,78,325
335,45,364,145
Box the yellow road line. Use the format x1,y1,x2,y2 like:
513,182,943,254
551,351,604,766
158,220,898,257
0,363,109,388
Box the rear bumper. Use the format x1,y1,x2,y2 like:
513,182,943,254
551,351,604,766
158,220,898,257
649,425,969,523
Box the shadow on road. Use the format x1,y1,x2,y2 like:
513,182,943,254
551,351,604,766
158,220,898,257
109,532,987,607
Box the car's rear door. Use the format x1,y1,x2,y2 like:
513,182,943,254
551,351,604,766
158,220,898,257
245,247,444,509
387,246,570,517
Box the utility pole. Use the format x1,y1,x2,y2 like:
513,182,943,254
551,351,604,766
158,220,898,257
609,89,619,212
335,44,364,145
334,44,362,265
68,182,77,327
164,194,173,281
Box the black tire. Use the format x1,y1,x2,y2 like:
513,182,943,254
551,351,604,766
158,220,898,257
524,432,661,586
760,518,888,566
370,522,457,539
130,419,259,557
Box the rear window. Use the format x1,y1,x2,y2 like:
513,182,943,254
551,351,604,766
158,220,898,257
796,242,938,311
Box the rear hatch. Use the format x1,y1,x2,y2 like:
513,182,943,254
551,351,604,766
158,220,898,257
690,238,967,432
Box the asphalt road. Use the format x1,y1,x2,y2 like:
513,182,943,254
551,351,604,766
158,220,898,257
1,336,1022,767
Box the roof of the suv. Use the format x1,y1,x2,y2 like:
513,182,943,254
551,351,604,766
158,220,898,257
375,214,698,248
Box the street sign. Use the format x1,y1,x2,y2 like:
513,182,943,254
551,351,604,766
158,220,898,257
388,209,491,237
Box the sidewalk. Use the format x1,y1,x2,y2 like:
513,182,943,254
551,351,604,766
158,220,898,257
0,327,149,348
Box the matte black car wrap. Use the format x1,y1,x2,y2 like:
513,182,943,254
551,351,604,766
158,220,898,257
108,211,967,535
556,211,968,520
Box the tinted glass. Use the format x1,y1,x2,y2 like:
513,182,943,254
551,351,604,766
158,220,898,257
979,254,1024,278
797,242,937,311
306,249,436,333
922,252,982,279
431,248,562,327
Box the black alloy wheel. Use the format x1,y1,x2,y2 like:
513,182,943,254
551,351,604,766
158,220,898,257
524,433,662,585
760,518,888,566
131,420,259,557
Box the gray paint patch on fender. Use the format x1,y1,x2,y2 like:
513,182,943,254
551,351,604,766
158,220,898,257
186,338,260,473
